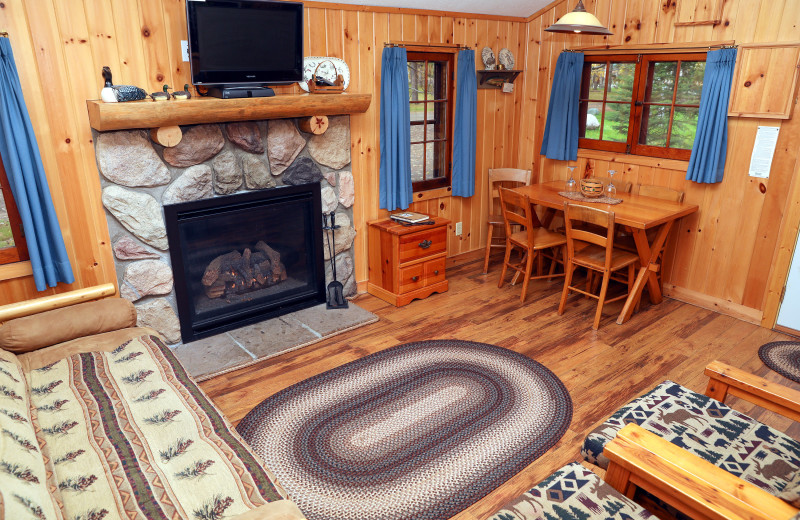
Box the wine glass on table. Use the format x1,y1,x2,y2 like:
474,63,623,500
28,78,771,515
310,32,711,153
606,169,617,197
566,166,577,193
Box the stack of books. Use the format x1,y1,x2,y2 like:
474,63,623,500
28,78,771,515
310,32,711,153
390,212,430,224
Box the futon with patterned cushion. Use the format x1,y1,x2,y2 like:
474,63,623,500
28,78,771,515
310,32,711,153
0,295,305,520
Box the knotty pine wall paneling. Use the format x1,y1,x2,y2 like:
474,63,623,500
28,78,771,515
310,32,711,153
0,1,528,305
520,0,800,321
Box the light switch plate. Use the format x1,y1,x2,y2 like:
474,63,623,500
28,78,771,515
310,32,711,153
181,40,190,62
502,82,514,93
455,222,462,236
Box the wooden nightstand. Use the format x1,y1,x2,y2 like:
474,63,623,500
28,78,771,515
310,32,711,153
367,217,450,306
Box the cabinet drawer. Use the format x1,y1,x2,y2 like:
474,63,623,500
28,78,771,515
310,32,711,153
399,227,447,264
398,264,425,294
424,257,446,285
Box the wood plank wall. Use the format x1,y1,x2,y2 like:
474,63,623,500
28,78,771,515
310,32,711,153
1,0,798,324
0,1,526,305
518,0,800,320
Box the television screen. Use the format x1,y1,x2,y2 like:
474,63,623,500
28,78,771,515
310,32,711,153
187,0,304,86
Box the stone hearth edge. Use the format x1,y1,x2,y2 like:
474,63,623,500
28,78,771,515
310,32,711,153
92,116,357,345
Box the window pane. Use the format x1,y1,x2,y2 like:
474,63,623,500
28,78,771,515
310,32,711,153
410,121,425,143
670,106,700,149
606,63,635,101
408,61,425,102
429,141,447,179
602,103,630,143
676,61,705,104
431,61,448,100
588,63,606,99
639,105,672,147
0,191,15,249
645,62,678,104
583,101,602,139
432,101,447,140
411,143,425,182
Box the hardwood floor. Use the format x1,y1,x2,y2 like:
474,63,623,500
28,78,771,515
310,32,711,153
199,258,799,520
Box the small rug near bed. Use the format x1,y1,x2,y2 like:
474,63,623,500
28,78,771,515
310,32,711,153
236,339,573,520
172,303,378,382
759,341,800,383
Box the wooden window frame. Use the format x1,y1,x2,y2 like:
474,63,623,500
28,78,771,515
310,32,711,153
407,50,455,192
579,52,707,161
0,158,28,265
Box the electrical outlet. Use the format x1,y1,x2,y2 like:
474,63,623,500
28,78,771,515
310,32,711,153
455,222,462,236
181,40,190,62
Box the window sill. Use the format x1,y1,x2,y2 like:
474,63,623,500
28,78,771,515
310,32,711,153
577,149,689,172
412,186,452,202
0,261,33,282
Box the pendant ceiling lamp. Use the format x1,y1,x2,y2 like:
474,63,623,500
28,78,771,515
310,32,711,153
545,0,613,35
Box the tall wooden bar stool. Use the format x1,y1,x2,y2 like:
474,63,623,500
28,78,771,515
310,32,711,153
497,187,566,303
483,168,532,273
558,202,639,330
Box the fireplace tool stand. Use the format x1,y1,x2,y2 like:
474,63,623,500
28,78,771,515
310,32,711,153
323,212,348,309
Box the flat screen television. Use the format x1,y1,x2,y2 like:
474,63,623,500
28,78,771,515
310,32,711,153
187,0,303,95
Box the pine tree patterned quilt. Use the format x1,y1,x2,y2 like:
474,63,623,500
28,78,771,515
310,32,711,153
487,462,657,520
11,334,286,520
581,380,800,498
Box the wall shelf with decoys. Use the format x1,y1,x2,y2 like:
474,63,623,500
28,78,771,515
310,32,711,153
476,70,522,90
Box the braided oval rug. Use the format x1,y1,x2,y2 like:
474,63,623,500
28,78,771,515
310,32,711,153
236,339,572,520
759,341,800,383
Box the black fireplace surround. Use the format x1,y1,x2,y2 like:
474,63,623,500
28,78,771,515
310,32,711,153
165,183,326,343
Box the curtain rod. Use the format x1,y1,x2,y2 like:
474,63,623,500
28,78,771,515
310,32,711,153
565,43,737,53
384,41,473,50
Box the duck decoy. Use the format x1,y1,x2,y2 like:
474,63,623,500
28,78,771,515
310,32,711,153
172,84,192,100
100,66,147,102
151,84,171,102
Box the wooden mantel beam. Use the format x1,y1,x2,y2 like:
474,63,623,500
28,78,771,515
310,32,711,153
86,93,372,132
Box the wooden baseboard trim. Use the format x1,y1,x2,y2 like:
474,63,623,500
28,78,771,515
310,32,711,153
663,284,763,325
774,325,800,339
446,249,486,268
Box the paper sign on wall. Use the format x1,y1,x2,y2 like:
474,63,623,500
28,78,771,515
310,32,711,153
748,126,780,178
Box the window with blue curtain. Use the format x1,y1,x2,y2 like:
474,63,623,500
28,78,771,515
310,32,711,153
0,37,74,290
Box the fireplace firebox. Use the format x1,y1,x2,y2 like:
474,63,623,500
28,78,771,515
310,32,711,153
164,183,325,343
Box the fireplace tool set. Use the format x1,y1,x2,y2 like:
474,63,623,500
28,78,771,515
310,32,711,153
323,213,348,309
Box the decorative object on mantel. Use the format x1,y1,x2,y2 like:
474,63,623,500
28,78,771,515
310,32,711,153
579,177,605,198
481,46,496,70
559,190,622,205
100,66,147,102
307,60,345,94
172,84,192,100
545,0,613,35
150,84,171,102
299,56,350,92
498,48,515,70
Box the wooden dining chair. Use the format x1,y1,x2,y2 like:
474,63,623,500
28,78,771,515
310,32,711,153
558,202,639,330
497,187,567,303
484,168,533,273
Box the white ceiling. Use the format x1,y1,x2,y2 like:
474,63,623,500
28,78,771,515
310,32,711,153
307,0,555,18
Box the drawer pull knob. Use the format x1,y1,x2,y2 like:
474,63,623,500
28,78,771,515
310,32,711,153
434,270,439,275
412,276,419,282
419,239,432,249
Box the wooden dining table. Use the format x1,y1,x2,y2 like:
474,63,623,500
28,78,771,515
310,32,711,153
512,181,699,324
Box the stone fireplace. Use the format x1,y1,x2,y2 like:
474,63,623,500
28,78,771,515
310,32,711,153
92,116,357,345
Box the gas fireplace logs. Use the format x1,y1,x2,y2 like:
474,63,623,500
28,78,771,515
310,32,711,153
201,241,287,298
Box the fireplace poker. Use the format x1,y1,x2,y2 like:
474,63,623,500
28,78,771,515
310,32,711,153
324,212,348,310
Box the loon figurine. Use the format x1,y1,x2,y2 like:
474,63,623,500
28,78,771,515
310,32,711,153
172,84,192,100
151,84,171,102
100,66,147,102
